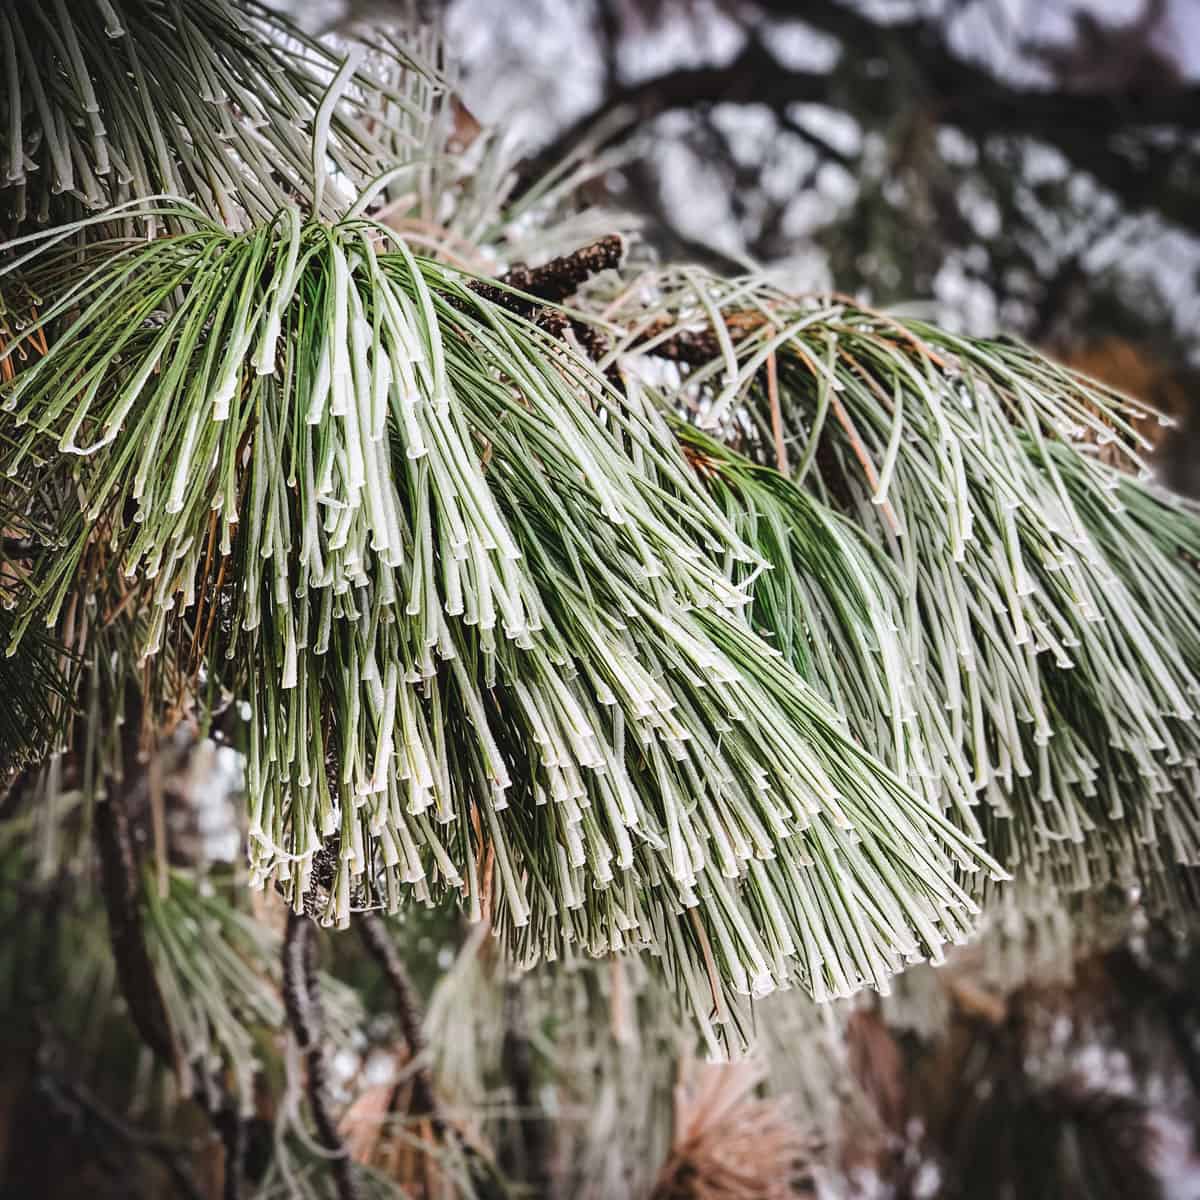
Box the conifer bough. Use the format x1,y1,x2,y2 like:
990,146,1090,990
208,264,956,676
0,0,424,226
1,1,1198,1057
1,202,1001,1039
612,275,1200,903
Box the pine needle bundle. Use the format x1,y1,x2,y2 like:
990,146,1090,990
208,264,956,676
671,423,964,830
0,611,69,774
0,453,71,773
613,276,1200,898
0,0,423,226
146,872,295,1112
0,202,1001,1038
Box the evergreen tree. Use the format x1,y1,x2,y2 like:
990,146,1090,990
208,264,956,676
0,3,1196,1196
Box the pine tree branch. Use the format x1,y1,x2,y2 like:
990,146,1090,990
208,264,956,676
91,724,258,1199
469,236,626,377
94,767,176,1067
470,234,625,316
282,911,360,1200
356,911,443,1136
636,320,730,366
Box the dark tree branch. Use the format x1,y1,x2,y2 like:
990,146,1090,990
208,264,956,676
207,1100,247,1200
356,911,443,1136
593,0,623,94
469,235,630,377
94,771,176,1067
282,911,360,1200
773,107,854,168
498,982,550,1192
90,724,259,1199
355,913,510,1197
519,38,829,190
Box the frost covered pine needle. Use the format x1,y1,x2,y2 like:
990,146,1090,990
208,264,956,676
617,274,1200,900
1,204,1002,1035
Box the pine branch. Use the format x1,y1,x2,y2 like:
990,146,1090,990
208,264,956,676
356,911,442,1135
355,913,512,1193
4,207,1008,1031
631,277,1200,897
0,1,436,226
472,235,624,372
94,763,176,1067
471,234,626,314
469,233,626,365
283,911,360,1200
631,311,767,364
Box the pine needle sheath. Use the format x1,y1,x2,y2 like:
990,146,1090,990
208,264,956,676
1,206,1000,1035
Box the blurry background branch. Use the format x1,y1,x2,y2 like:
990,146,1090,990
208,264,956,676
521,2,1200,236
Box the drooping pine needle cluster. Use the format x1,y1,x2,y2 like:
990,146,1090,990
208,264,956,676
0,0,423,227
611,276,1200,902
0,0,1197,1060
2,203,999,1041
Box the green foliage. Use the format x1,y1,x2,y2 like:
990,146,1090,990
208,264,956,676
0,612,69,774
2,203,998,1041
0,0,427,226
614,278,1200,905
1,8,1199,1195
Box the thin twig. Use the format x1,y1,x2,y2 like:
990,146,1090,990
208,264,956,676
356,911,443,1137
282,911,360,1200
357,915,510,1197
470,235,625,316
766,338,788,472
